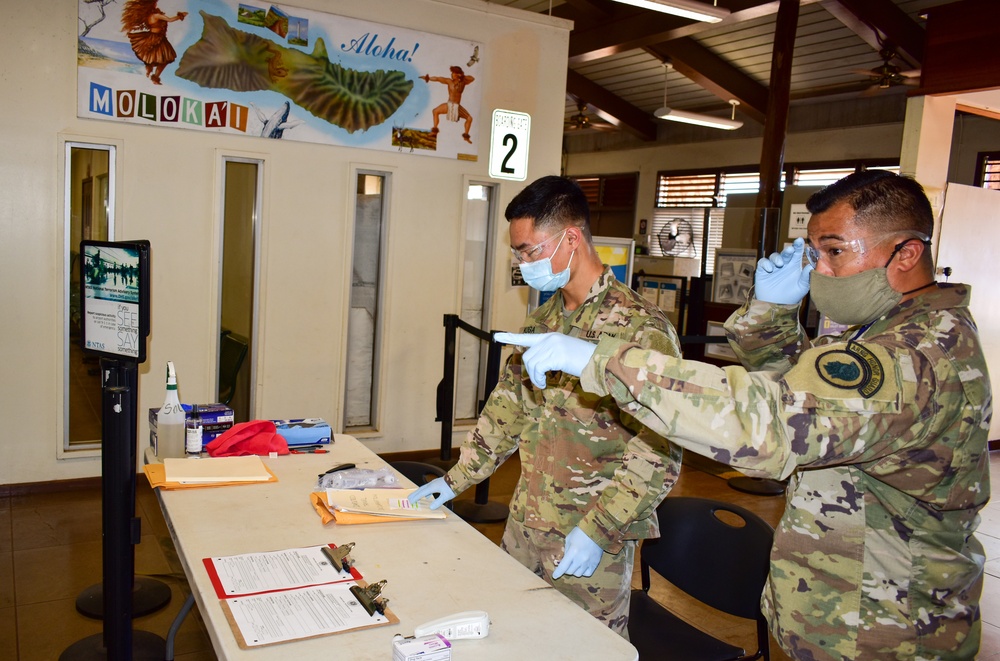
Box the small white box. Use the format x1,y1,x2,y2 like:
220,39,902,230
392,634,452,661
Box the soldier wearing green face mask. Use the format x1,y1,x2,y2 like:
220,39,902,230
498,170,991,659
410,175,682,636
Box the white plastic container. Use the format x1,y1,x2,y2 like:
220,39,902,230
156,361,186,458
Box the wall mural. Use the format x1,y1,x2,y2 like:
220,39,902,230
77,0,484,160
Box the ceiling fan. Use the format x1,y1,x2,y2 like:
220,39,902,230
854,30,921,92
565,100,616,132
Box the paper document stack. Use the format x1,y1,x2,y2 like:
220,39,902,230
163,456,272,484
325,489,447,520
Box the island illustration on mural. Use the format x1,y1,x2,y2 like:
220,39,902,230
176,11,413,134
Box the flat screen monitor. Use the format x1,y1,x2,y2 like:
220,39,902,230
79,239,150,364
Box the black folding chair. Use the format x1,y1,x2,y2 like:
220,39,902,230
628,497,774,660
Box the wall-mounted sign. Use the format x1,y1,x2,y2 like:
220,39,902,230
489,109,530,181
788,204,811,239
77,1,482,160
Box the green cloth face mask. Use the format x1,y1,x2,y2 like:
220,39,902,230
809,267,901,326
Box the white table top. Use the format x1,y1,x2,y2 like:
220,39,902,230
155,434,639,660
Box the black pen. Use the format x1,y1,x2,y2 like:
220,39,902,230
320,463,356,477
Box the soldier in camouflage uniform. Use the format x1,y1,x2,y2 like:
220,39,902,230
502,171,991,659
410,176,681,636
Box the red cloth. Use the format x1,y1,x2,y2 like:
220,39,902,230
205,420,289,457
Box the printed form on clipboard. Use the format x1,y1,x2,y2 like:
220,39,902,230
325,488,447,519
203,544,362,599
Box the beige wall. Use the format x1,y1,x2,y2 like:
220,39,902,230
0,0,570,485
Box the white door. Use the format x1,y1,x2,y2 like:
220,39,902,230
936,183,1000,441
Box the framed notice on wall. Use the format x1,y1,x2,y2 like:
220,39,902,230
712,248,757,305
80,240,150,364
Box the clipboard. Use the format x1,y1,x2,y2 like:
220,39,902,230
202,544,362,599
220,579,399,648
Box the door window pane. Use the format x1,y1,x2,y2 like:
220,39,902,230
345,173,388,429
66,143,114,449
219,159,259,422
455,183,496,420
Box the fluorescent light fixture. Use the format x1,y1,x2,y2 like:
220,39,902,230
654,106,743,129
610,0,730,23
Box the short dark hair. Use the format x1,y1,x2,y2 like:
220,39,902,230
504,175,592,241
806,170,933,240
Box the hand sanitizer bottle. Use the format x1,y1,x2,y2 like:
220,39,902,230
185,404,203,457
156,362,185,458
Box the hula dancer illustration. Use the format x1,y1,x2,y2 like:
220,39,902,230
421,66,475,144
121,0,187,85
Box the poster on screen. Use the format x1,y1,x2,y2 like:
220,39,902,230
81,244,142,359
77,0,483,160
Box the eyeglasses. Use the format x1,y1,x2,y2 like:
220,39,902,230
510,229,567,263
805,232,930,268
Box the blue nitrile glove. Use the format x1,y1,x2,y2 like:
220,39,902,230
407,477,456,510
552,527,603,579
754,236,814,305
494,332,595,389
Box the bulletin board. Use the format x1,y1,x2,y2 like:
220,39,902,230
711,249,757,305
638,274,687,334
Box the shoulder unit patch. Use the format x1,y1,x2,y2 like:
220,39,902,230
815,341,884,398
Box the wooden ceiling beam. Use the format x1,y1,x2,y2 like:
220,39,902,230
913,0,1000,96
565,69,659,141
648,39,769,124
828,0,925,67
819,0,884,51
558,0,618,25
567,0,820,65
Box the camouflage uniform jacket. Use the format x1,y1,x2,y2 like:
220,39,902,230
445,266,682,554
581,283,991,659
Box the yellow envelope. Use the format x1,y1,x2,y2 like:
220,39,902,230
143,462,278,490
309,491,429,525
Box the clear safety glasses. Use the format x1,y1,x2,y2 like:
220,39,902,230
510,228,567,264
805,232,930,268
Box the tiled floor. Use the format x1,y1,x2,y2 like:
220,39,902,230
1,452,997,660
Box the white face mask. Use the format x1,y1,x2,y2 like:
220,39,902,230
517,231,575,292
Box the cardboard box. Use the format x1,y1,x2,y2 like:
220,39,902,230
149,404,235,453
392,634,451,661
271,418,332,446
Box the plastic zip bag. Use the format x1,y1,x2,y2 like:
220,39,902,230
318,467,399,490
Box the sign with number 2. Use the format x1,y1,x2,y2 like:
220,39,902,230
489,109,530,181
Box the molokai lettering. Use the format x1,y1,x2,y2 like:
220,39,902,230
90,83,114,116
229,103,249,131
88,84,247,133
117,90,135,118
138,92,157,121
182,98,202,125
160,96,179,123
206,101,227,128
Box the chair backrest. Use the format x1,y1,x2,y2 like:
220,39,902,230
389,461,446,487
641,497,774,620
218,330,249,406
